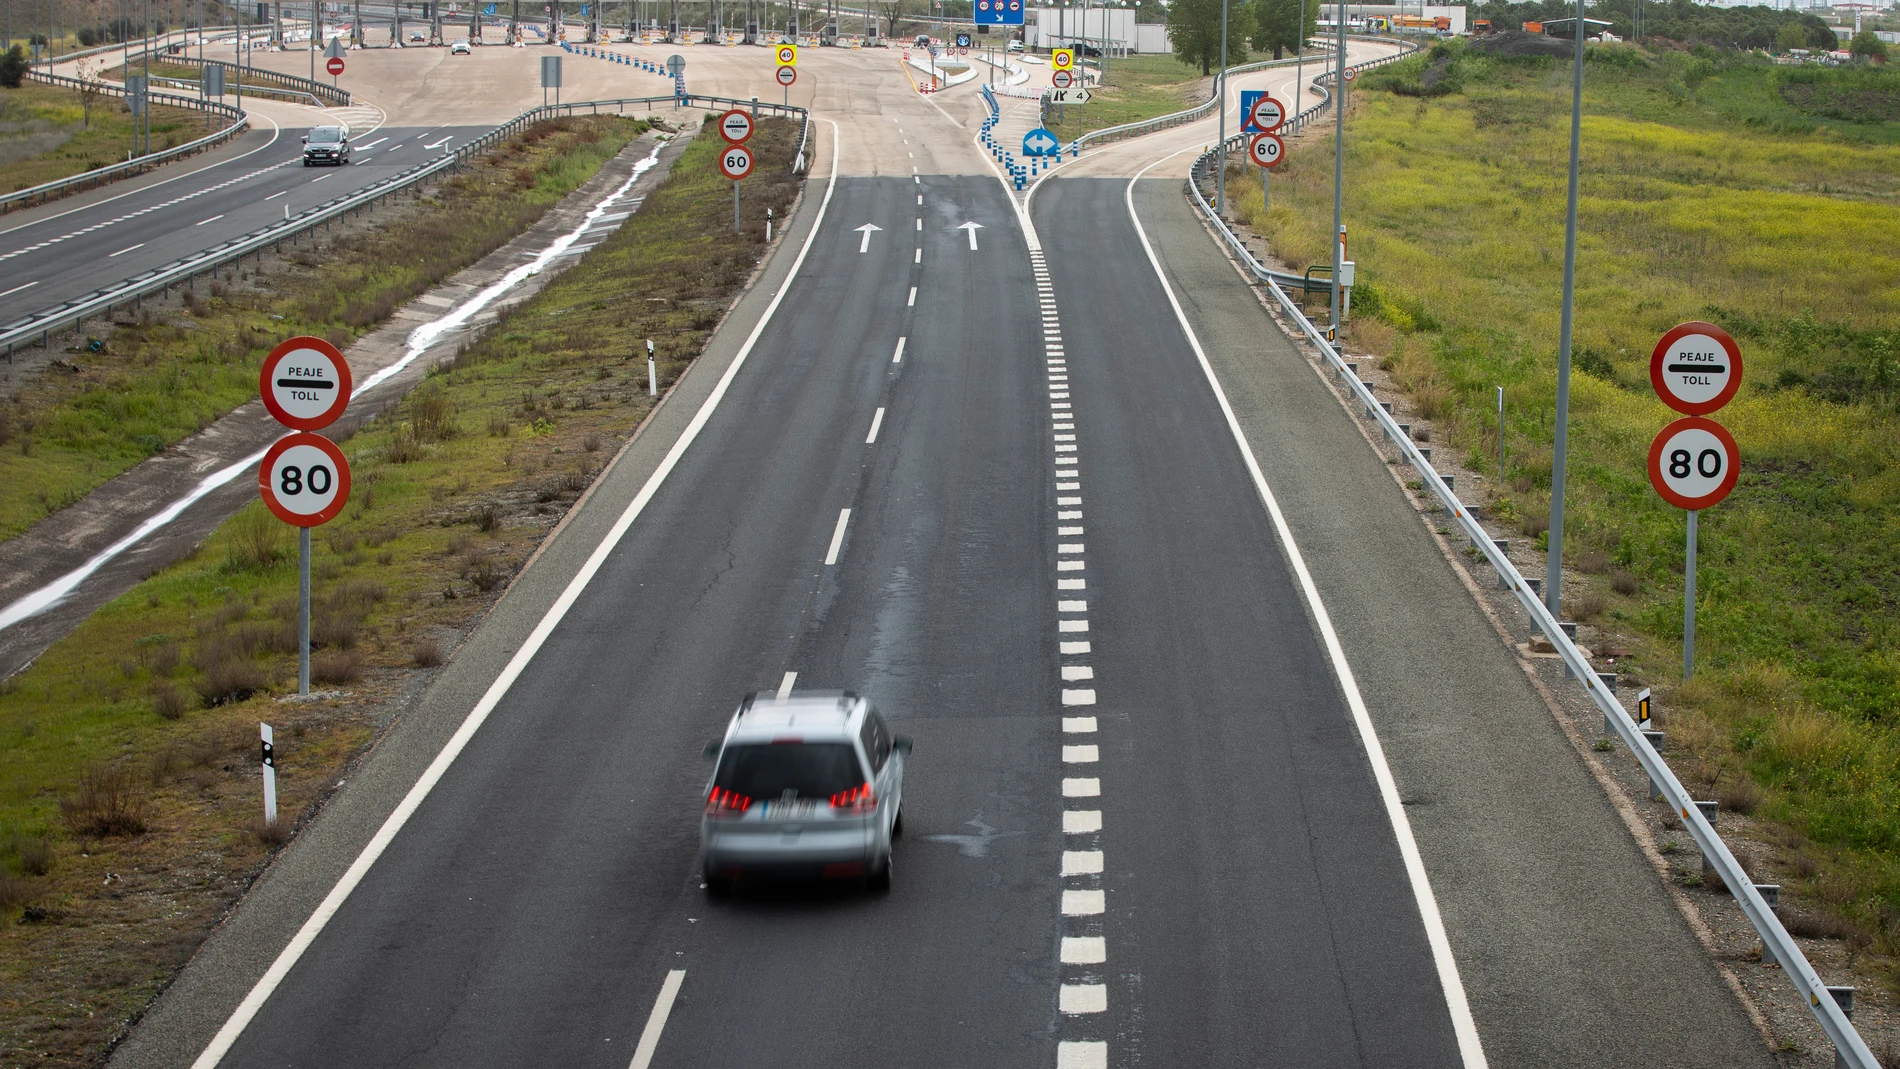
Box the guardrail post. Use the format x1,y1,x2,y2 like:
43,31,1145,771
1755,884,1781,964
1829,987,1855,1069
1693,800,1719,879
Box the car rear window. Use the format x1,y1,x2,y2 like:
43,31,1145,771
714,743,862,800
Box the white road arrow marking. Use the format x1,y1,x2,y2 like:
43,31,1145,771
423,136,453,150
855,223,881,253
956,220,982,250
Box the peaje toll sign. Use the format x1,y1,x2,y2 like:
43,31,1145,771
1248,94,1285,132
776,64,796,86
717,108,754,143
1052,68,1073,89
1650,321,1742,415
1648,416,1740,511
718,143,754,179
259,432,353,527
260,336,352,431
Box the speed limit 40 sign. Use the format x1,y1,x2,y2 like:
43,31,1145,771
259,432,353,527
1248,132,1285,168
776,43,797,65
1648,416,1739,511
718,143,754,179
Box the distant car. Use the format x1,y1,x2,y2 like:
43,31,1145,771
1007,39,1024,52
915,33,931,49
408,29,426,41
449,38,471,53
300,125,352,166
700,691,909,895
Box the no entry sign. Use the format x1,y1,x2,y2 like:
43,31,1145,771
1650,321,1742,415
260,336,352,430
1248,94,1285,132
718,143,754,179
776,64,796,86
1648,416,1739,511
1248,132,1285,168
259,432,353,527
326,56,345,75
717,108,754,143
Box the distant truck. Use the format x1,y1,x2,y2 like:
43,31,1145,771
1473,18,1493,34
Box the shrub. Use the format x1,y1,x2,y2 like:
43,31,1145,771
252,815,291,845
1576,549,1611,574
1611,570,1640,596
151,682,190,720
311,648,363,685
410,637,444,667
10,834,51,877
0,873,34,909
60,765,149,837
0,46,28,90
227,504,289,570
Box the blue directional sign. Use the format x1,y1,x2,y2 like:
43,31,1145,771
483,3,496,13
1022,127,1059,156
1240,90,1263,131
955,32,972,47
974,0,1025,26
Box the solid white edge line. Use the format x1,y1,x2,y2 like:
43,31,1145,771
626,969,686,1069
1122,152,1490,1069
186,118,845,1069
824,507,851,566
866,406,886,444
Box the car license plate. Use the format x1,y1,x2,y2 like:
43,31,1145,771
763,800,817,820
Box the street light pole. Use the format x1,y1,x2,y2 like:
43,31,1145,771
1546,0,1585,619
1329,0,1344,333
1214,0,1229,215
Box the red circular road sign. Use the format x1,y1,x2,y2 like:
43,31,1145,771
776,44,796,64
776,64,796,86
258,432,353,527
717,108,754,143
1650,320,1743,416
260,336,352,431
1051,68,1074,89
1248,131,1285,168
1248,94,1285,132
326,56,345,75
718,143,755,179
1343,68,1357,81
1647,416,1740,511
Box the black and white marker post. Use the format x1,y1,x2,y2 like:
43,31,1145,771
260,723,278,828
647,338,657,397
258,337,354,696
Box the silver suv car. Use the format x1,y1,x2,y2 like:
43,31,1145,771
701,692,909,895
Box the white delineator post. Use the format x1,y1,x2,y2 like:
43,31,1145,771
260,723,278,828
647,338,657,397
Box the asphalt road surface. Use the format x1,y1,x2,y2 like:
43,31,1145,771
77,38,1782,1069
0,122,485,323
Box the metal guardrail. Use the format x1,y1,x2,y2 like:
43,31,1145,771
162,55,352,107
7,71,250,214
2,93,810,359
31,26,243,68
1180,45,1879,1069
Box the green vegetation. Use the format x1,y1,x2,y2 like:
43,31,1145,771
1473,0,1841,52
1230,39,1900,977
0,81,200,192
0,115,642,542
1166,0,1253,74
1041,51,1305,140
0,115,802,1067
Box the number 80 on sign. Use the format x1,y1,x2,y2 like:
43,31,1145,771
1647,416,1738,511
259,432,352,527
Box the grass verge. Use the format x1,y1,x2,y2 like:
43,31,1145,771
1,82,201,193
0,114,801,1067
1038,52,1285,140
0,113,643,541
1228,40,1900,983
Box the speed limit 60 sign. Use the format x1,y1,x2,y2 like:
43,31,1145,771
1651,321,1742,415
261,336,352,431
259,432,353,527
1648,416,1739,511
1248,132,1285,168
717,108,754,143
718,143,754,179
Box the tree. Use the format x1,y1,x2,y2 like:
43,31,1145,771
0,45,27,89
1168,0,1251,75
1774,22,1804,53
1850,29,1887,61
1250,0,1314,60
73,59,106,128
878,0,909,39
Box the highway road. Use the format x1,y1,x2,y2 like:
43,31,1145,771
72,38,1781,1069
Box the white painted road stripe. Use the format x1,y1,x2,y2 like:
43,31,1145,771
108,243,143,257
1062,778,1100,797
195,214,225,226
0,280,39,298
626,970,686,1069
1063,890,1105,915
263,190,287,200
892,337,906,363
1125,150,1490,1069
1062,715,1097,731
181,118,846,1069
1057,1040,1108,1069
866,407,886,444
1060,936,1106,963
1063,810,1102,833
777,672,797,700
1062,744,1099,762
1062,689,1097,706
1062,851,1104,875
1060,985,1108,1014
1059,640,1091,654
908,286,916,306
824,508,851,566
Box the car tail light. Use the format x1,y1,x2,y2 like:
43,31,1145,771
829,783,877,814
706,787,752,817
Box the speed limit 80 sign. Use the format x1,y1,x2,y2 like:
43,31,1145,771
259,432,352,527
1648,416,1738,511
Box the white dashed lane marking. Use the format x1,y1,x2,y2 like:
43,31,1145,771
0,158,294,265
